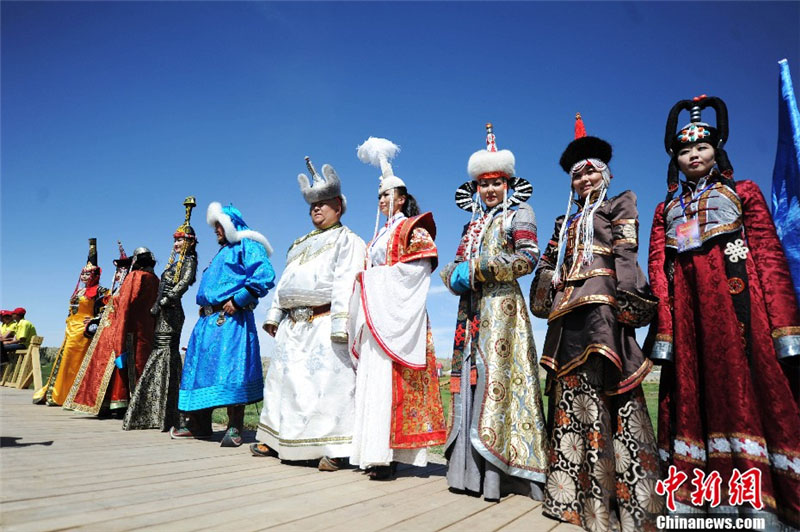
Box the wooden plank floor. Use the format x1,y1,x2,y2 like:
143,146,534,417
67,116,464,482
0,387,581,532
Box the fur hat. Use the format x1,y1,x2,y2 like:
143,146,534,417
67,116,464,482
357,137,405,194
206,202,273,256
297,156,347,214
559,135,613,173
467,123,515,180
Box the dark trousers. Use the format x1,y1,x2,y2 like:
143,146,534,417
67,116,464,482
184,404,244,435
0,343,25,364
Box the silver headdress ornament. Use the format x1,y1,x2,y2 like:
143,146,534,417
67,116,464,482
297,156,347,214
357,136,405,239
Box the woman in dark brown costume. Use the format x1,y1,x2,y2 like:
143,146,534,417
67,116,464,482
531,115,662,531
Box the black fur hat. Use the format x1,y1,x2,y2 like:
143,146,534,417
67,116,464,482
559,136,613,173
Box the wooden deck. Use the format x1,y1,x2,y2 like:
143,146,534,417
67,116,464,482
0,387,580,532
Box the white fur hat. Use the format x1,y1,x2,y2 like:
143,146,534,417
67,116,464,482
467,123,515,180
357,137,406,193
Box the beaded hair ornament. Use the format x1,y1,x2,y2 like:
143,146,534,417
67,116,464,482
551,114,613,287
663,94,733,204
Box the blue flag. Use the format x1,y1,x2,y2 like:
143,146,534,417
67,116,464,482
772,59,800,306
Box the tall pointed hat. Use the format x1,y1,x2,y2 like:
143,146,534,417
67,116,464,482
83,238,99,272
174,196,197,240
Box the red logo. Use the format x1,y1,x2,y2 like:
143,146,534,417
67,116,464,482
655,465,688,512
690,469,722,508
728,468,764,510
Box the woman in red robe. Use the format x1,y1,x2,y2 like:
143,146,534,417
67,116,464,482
64,248,159,415
648,95,800,529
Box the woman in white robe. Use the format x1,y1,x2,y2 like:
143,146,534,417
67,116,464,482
348,183,446,480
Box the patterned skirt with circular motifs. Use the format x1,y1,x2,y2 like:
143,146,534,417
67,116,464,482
542,357,663,532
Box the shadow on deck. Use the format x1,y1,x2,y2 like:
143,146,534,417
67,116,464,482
0,387,580,532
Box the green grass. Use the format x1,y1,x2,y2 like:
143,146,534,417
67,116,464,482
36,356,660,448
29,360,54,389
212,401,263,429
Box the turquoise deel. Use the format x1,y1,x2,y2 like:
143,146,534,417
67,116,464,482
450,261,471,295
178,237,275,411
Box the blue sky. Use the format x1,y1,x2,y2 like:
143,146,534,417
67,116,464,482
2,1,799,358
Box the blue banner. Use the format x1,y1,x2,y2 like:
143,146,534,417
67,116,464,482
772,59,800,306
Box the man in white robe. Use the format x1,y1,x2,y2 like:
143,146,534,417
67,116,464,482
251,158,365,471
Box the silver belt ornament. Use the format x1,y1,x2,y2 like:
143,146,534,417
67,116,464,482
201,303,256,326
289,307,314,323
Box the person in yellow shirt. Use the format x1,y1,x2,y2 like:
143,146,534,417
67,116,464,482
1,308,35,364
0,310,18,364
0,310,17,340
9,308,36,347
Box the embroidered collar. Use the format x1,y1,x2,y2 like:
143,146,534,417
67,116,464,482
368,213,406,261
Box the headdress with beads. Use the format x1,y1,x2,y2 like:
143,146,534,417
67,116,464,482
357,136,405,238
111,240,131,294
173,196,197,240
664,94,734,204
453,123,533,261
455,123,532,211
167,197,198,283
297,156,347,214
551,114,614,287
113,240,130,268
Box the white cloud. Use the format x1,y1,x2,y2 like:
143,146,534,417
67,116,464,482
428,285,450,296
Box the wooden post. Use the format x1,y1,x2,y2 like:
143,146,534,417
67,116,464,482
30,336,43,391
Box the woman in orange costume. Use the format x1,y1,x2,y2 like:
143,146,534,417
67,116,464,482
64,248,159,415
34,239,108,406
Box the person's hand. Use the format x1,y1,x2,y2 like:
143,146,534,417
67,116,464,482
223,299,237,315
264,323,278,337
83,317,92,325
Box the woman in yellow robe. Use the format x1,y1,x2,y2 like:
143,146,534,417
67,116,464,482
34,239,108,405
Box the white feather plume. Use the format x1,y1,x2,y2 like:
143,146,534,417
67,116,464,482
357,137,400,169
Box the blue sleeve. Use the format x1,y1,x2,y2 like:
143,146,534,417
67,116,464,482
450,261,471,295
232,240,276,308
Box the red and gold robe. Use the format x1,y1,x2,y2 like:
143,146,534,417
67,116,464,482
350,212,446,453
648,178,800,529
64,270,159,414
